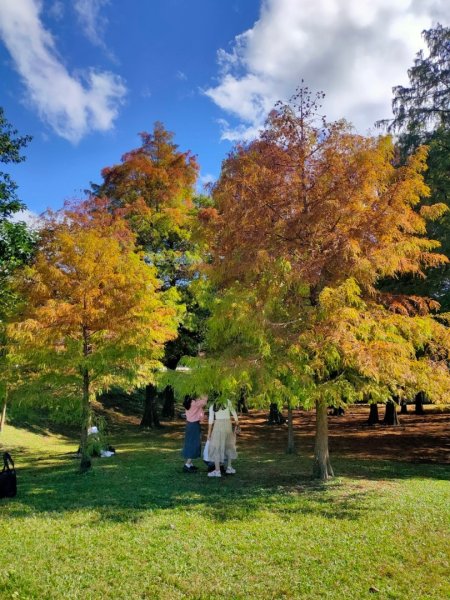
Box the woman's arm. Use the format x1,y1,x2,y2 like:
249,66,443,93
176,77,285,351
228,400,239,425
207,405,214,439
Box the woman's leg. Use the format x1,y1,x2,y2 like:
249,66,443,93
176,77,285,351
183,422,201,470
225,424,237,473
225,459,236,474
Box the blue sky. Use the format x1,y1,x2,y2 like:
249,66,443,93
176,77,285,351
0,0,448,218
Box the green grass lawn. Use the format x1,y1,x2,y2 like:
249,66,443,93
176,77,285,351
1,422,449,600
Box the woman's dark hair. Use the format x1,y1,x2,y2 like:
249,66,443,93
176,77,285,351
209,390,220,412
183,395,193,410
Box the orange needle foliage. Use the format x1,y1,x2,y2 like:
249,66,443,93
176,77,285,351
8,212,180,469
100,122,198,214
197,88,450,480
94,122,199,289
206,112,447,294
90,123,205,427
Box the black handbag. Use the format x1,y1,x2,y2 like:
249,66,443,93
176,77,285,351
0,452,17,498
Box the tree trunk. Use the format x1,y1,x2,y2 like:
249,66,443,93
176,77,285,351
400,399,408,414
80,367,92,472
237,390,249,414
286,404,295,454
367,403,379,426
140,384,161,428
383,399,400,426
312,399,334,480
0,387,7,433
268,403,285,425
415,391,425,415
310,284,320,306
161,386,175,419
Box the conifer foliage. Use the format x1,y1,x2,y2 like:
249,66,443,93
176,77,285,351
8,208,180,469
379,25,450,307
92,123,205,426
0,107,35,432
385,24,450,139
93,122,199,289
195,87,450,480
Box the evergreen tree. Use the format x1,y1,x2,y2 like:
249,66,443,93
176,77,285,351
379,25,450,308
0,108,35,431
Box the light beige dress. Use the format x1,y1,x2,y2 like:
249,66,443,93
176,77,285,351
208,400,238,463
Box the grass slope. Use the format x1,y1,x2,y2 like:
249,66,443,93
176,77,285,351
1,422,449,600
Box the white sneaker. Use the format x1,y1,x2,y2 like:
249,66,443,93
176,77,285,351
226,467,236,474
207,470,221,477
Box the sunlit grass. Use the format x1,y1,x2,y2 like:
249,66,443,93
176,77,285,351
1,422,449,600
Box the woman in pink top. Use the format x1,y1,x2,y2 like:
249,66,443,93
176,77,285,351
182,394,207,472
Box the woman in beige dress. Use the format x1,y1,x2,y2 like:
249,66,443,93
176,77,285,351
206,398,240,478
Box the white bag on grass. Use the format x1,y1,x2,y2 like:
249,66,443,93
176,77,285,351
203,440,210,462
100,450,114,458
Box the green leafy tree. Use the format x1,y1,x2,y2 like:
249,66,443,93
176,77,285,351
0,108,35,431
0,107,32,217
0,107,35,314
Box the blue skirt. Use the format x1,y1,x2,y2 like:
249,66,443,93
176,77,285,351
182,421,202,459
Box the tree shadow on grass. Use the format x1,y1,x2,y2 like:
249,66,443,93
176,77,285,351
3,467,370,525
3,412,449,528
5,414,79,439
2,438,449,526
334,456,450,482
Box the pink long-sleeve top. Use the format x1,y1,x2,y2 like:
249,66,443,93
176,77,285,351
185,396,207,423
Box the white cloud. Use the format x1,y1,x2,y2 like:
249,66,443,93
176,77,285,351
0,0,126,143
206,0,449,140
216,118,262,142
176,70,187,81
74,0,114,58
9,209,43,230
48,1,64,21
141,85,152,99
199,173,216,190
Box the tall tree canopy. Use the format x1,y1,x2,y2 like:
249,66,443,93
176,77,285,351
384,24,450,146
380,24,450,308
8,208,181,469
0,107,35,316
0,108,35,431
0,107,32,218
206,89,446,295
92,122,207,425
180,88,450,480
93,121,199,289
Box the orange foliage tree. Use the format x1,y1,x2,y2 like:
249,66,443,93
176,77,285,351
195,87,450,480
93,121,199,288
91,122,203,427
8,209,180,470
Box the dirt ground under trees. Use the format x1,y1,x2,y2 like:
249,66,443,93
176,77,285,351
237,405,450,464
100,399,450,465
